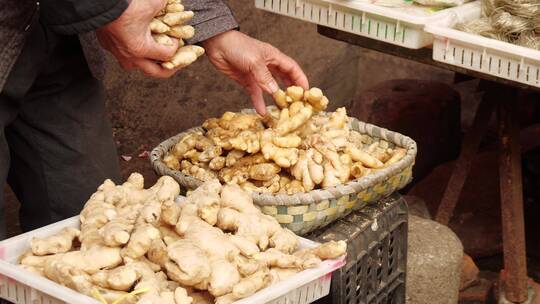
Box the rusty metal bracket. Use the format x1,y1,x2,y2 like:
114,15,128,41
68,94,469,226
498,89,529,303
435,96,495,225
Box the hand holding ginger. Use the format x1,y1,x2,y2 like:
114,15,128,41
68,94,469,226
202,31,309,116
96,0,180,78
98,0,204,78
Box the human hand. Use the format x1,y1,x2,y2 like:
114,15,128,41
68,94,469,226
96,0,180,78
201,30,309,115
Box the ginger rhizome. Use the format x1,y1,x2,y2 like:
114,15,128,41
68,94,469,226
19,175,346,304
150,0,205,70
164,86,407,194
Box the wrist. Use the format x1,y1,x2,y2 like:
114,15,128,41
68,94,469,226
201,29,238,48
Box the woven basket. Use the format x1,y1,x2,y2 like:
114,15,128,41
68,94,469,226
151,114,417,235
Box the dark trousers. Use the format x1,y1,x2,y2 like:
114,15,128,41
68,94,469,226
0,21,120,239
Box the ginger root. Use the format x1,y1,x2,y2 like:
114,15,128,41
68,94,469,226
311,240,348,259
30,227,80,256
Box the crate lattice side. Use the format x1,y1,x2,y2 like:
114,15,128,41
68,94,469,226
308,193,408,304
432,36,540,88
255,0,430,48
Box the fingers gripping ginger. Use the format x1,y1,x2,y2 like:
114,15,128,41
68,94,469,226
150,0,204,70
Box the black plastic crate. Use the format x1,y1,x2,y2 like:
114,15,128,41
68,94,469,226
308,193,408,304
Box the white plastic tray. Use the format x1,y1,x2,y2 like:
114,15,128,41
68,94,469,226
254,0,481,49
0,216,346,304
426,22,540,88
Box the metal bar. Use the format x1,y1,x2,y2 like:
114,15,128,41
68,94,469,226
497,87,528,303
435,96,495,225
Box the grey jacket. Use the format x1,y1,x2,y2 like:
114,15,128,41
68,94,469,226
0,0,238,91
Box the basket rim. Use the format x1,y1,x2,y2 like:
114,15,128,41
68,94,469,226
150,111,417,206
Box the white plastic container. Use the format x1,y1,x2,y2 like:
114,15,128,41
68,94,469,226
254,0,481,49
0,216,345,304
426,22,540,88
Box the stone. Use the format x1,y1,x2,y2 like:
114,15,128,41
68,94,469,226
460,254,480,291
350,79,461,181
406,215,464,304
404,195,431,219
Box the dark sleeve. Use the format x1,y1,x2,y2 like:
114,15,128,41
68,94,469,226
182,0,239,44
39,0,129,35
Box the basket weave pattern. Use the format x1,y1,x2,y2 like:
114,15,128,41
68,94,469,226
151,116,417,235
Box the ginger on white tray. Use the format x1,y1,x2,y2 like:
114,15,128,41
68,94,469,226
164,86,407,194
150,0,205,70
18,175,346,304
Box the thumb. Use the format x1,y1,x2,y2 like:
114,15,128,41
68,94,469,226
143,33,179,61
149,0,168,16
251,62,279,95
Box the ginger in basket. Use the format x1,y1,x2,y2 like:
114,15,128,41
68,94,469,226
18,175,347,304
163,86,408,194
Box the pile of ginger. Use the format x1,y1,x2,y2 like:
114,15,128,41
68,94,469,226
164,86,407,194
18,173,346,304
150,0,205,70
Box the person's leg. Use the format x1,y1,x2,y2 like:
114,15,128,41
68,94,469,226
6,25,121,232
0,102,18,239
0,19,50,239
